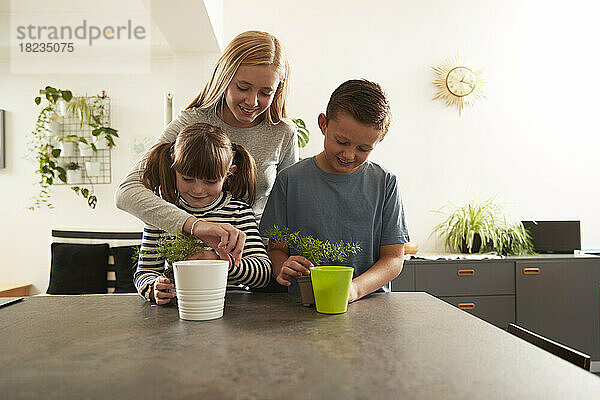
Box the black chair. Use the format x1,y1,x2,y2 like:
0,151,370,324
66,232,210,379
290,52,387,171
507,323,591,371
49,230,142,294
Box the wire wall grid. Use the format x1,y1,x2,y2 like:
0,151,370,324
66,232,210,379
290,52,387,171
53,96,112,185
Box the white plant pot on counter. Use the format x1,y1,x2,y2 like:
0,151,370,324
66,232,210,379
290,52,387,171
59,141,77,157
79,143,94,157
84,161,101,177
173,260,229,321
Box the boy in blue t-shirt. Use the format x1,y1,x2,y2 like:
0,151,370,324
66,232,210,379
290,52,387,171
259,79,410,302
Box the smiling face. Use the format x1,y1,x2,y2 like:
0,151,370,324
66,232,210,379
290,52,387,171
175,173,226,208
315,112,383,175
220,64,280,128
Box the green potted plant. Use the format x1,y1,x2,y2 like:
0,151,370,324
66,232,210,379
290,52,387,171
29,86,73,209
431,199,536,256
263,226,361,306
135,233,211,283
135,234,231,321
30,87,118,210
292,118,310,148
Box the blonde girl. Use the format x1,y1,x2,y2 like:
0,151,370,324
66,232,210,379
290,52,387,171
134,122,271,304
117,30,298,267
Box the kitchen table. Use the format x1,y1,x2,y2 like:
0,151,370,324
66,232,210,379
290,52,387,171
1,292,599,399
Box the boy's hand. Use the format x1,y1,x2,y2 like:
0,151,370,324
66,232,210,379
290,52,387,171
276,256,313,286
348,281,359,303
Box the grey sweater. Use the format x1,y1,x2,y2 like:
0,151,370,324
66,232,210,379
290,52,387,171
115,107,299,233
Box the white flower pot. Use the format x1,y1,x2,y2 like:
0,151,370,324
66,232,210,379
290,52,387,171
79,143,94,157
92,136,110,150
59,141,77,157
173,260,229,321
66,169,82,184
84,161,101,177
55,99,68,117
48,120,61,137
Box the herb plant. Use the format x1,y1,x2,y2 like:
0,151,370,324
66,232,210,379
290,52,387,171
431,199,536,256
263,226,361,265
154,234,210,265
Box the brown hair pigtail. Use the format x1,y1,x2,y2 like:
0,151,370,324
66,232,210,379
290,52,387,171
227,144,256,205
141,142,179,205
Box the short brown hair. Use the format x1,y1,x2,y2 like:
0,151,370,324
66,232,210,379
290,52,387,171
325,79,391,135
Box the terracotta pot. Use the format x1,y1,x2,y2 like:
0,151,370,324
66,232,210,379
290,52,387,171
296,275,314,307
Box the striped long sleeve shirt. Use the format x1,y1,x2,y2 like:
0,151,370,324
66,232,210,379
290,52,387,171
134,192,271,300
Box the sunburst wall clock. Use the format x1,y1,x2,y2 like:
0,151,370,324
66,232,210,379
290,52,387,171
432,53,485,116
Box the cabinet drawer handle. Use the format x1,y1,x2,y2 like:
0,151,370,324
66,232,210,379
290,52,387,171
457,269,475,276
523,267,541,275
457,303,475,310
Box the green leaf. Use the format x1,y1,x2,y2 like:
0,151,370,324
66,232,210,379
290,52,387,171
91,128,101,136
81,188,89,197
51,148,61,158
35,97,41,105
78,137,88,144
88,195,97,209
90,143,97,152
61,90,73,102
71,186,80,193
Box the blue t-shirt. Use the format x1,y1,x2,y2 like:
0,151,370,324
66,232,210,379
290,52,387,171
259,156,410,292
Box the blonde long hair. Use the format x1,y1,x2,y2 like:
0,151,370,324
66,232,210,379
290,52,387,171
186,30,290,124
142,123,256,205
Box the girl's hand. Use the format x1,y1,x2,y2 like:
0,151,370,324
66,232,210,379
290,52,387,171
185,249,219,261
153,276,175,305
276,256,313,286
190,220,246,267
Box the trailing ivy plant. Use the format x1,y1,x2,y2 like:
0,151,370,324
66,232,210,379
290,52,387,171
29,87,118,210
28,86,72,209
263,226,361,266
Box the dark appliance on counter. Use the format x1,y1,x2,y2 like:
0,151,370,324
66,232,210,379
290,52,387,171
521,220,581,254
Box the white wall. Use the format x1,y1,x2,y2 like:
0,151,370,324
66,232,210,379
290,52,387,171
0,52,218,294
2,0,600,293
223,0,600,251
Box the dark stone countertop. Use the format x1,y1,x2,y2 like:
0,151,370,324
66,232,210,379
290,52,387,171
1,292,599,399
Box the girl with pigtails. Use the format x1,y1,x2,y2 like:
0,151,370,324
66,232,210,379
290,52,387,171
134,122,271,304
116,31,299,273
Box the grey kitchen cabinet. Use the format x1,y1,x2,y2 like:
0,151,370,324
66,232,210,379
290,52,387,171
413,260,515,328
516,258,600,359
414,261,514,297
391,263,415,291
439,295,515,329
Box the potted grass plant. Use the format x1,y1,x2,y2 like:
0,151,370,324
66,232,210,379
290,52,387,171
431,199,535,256
136,234,229,321
263,226,361,306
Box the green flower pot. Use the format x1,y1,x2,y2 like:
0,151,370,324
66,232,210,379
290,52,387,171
310,266,354,314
